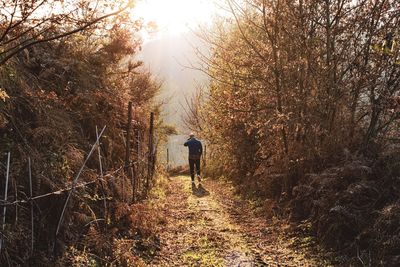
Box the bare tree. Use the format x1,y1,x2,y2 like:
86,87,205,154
193,0,400,183
0,0,133,65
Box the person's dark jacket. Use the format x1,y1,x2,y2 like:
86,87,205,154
184,138,203,159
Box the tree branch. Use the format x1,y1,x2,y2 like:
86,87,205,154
0,1,133,66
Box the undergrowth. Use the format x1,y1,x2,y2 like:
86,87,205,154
56,171,169,266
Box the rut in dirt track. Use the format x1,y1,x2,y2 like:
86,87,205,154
150,176,322,267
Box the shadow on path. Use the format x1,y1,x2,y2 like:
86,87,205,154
192,183,210,198
152,176,323,267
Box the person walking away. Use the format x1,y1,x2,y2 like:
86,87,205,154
184,133,203,184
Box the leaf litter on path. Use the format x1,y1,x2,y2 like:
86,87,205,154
149,176,328,267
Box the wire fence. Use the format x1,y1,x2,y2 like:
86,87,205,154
0,107,158,259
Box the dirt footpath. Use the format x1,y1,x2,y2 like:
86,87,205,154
150,176,329,267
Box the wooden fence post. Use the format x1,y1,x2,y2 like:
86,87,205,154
135,128,140,194
124,101,137,203
125,102,132,174
124,102,132,174
167,148,169,172
146,112,154,192
131,109,137,203
124,102,133,202
121,133,126,199
152,147,157,177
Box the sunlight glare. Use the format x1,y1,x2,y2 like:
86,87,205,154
133,0,216,37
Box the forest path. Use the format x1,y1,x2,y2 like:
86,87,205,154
150,176,323,267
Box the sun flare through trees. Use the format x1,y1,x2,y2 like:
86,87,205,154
0,0,400,266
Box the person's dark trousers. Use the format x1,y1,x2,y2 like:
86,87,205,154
189,158,201,181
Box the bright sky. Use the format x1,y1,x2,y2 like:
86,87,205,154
132,0,216,38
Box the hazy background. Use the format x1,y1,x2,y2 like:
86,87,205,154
138,31,209,166
138,32,208,129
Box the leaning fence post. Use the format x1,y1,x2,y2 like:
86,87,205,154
96,126,107,225
54,126,106,253
0,152,11,252
136,128,142,195
147,112,154,192
28,157,34,254
96,126,103,177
